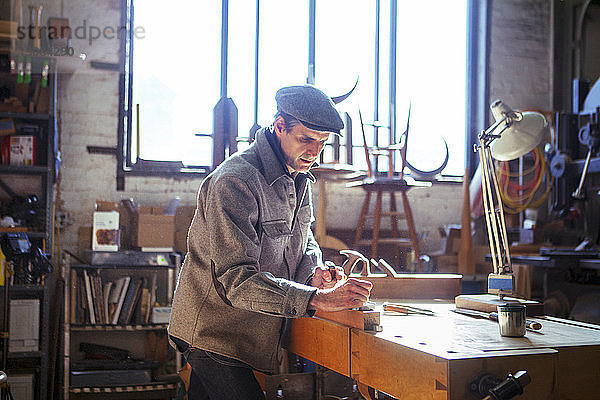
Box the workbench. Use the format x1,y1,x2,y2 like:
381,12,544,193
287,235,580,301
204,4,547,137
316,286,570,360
286,300,600,399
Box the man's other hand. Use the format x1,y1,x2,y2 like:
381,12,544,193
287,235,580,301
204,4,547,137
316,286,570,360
311,264,346,289
308,278,373,312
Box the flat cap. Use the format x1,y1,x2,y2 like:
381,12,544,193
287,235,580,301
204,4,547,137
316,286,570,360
275,85,344,135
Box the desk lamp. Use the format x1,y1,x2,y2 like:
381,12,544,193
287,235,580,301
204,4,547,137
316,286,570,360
476,100,548,298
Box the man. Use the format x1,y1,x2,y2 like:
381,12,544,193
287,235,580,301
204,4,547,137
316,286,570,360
168,85,373,399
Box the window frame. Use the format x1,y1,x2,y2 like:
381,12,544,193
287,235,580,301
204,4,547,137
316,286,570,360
117,0,488,190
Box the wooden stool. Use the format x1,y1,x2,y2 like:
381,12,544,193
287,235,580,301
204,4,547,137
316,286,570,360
350,177,430,271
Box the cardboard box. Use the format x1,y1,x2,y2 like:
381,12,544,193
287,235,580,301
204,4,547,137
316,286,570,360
136,207,175,249
152,306,172,324
1,135,36,165
92,211,120,251
174,206,195,252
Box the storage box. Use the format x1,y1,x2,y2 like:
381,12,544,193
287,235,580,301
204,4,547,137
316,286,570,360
151,306,172,324
1,135,36,165
9,299,39,352
135,207,175,250
10,374,34,400
174,206,195,252
92,211,120,251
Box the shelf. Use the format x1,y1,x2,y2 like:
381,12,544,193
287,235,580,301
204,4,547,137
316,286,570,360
0,111,50,120
0,165,50,174
70,324,168,332
7,351,43,359
72,263,175,270
80,251,176,268
70,382,178,399
6,284,46,294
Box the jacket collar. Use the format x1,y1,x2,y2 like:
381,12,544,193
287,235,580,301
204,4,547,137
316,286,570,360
254,127,316,185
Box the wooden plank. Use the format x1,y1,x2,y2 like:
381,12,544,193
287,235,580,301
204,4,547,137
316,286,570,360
364,275,462,299
351,328,449,400
286,317,350,376
455,294,544,316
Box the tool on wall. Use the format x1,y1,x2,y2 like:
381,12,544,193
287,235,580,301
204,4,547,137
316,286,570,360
571,110,599,200
401,101,449,179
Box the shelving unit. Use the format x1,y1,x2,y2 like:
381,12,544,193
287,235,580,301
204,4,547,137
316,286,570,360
62,251,181,400
0,54,57,252
0,49,56,400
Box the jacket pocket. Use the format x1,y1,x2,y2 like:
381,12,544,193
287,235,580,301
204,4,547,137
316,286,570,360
259,220,291,275
262,220,292,239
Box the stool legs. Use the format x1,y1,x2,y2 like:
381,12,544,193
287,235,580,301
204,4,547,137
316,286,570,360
371,191,383,259
389,192,401,263
354,190,422,271
401,191,422,272
354,191,371,247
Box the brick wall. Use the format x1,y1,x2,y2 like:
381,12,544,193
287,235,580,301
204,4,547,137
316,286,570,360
55,0,551,259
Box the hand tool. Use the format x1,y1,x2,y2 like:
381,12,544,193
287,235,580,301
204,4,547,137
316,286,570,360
324,261,337,284
453,308,542,330
383,302,435,316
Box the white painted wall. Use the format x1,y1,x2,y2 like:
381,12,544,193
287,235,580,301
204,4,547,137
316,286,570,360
50,0,551,258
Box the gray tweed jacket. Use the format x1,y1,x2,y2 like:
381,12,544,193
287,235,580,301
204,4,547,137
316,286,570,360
168,127,323,373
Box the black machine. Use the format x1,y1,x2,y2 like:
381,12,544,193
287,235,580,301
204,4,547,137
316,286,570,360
0,232,52,285
547,77,600,247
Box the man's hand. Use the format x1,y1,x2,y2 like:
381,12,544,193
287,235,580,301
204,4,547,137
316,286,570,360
311,264,345,289
308,277,373,312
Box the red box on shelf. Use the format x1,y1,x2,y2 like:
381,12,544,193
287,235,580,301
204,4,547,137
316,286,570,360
1,136,36,165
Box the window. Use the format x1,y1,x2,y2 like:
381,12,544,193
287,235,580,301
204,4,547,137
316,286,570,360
120,0,478,181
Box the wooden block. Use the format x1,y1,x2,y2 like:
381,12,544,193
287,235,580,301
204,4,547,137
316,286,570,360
455,294,544,316
362,274,462,300
286,317,350,376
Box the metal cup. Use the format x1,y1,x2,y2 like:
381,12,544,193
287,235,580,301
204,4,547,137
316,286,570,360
497,304,526,337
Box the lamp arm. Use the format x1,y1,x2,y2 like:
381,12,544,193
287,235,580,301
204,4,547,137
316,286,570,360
478,144,500,274
486,146,513,274
478,140,513,277
478,112,523,148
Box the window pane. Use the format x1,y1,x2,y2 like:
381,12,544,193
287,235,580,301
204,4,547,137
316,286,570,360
229,0,256,139
315,0,376,167
396,0,467,176
257,0,308,128
132,0,221,166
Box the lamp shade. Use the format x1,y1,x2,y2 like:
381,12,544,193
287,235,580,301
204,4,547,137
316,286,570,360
489,100,548,161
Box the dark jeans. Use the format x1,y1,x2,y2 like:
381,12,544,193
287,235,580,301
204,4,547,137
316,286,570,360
172,336,265,400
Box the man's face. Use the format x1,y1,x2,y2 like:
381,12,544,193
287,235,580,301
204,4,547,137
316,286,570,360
274,116,331,173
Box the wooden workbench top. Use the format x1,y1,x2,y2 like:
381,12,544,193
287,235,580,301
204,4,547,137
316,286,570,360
371,301,600,359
